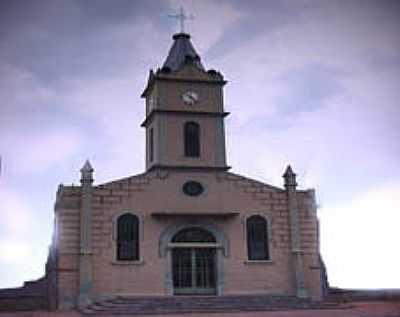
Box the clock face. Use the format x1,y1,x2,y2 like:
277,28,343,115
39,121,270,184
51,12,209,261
182,91,199,105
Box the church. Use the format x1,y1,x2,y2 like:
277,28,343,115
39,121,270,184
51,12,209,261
44,31,325,310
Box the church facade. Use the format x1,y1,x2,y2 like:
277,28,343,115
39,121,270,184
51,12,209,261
47,32,325,309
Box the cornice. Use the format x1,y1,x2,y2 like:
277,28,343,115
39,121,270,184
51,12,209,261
141,110,230,127
146,164,231,173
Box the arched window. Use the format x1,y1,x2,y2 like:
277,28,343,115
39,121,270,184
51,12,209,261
246,215,270,261
117,214,139,261
184,122,200,157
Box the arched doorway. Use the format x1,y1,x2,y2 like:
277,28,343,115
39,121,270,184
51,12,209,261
171,227,217,295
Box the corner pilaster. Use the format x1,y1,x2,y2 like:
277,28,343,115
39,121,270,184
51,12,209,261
78,160,94,307
283,165,308,298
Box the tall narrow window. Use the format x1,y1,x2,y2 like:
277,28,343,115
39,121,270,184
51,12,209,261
247,215,270,261
184,122,200,157
117,214,139,261
149,128,154,162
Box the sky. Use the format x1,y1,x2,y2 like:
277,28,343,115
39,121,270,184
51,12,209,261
0,0,399,289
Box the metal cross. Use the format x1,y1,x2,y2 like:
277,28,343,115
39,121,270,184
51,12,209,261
168,7,194,33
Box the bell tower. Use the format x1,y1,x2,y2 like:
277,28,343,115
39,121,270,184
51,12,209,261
141,33,229,171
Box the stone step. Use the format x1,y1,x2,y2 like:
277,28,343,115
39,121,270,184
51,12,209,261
81,295,339,315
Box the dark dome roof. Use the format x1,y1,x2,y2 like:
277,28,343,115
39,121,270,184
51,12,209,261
162,33,205,72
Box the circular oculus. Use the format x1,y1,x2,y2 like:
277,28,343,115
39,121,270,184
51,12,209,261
182,181,204,196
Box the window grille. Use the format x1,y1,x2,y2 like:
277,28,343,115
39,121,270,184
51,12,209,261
117,214,139,261
172,227,216,243
247,215,270,260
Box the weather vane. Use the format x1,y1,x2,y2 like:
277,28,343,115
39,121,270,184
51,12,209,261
168,6,194,33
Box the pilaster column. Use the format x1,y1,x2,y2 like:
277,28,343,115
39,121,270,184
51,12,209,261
283,165,308,298
79,160,94,307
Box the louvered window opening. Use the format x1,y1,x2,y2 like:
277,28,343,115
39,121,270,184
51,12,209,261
184,122,200,157
149,128,154,162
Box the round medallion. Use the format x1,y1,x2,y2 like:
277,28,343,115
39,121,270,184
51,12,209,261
182,181,204,196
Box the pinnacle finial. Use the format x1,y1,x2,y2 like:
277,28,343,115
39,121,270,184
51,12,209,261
283,165,294,177
80,159,94,184
283,164,297,187
81,160,93,173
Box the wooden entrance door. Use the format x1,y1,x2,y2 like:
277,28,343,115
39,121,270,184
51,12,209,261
172,247,216,295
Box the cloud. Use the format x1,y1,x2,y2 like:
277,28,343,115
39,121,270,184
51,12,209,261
0,0,170,83
63,75,146,181
0,188,32,236
0,5,166,180
275,64,343,115
0,242,33,266
1,128,83,176
0,64,57,112
213,1,400,197
0,188,49,287
320,183,400,288
167,0,242,53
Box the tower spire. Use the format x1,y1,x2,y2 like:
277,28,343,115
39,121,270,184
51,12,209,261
168,6,194,34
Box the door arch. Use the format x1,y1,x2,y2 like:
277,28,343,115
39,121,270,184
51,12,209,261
159,223,229,296
171,227,217,295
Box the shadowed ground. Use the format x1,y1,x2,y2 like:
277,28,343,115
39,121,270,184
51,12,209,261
0,301,399,317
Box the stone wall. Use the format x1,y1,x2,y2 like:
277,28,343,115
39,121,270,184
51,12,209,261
297,190,324,299
54,185,81,309
53,169,324,308
0,277,47,312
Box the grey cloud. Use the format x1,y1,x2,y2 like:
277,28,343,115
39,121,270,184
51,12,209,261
206,0,300,60
207,0,400,62
276,64,343,115
0,0,169,84
0,0,175,143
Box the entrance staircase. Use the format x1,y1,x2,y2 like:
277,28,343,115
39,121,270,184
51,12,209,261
81,295,341,315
